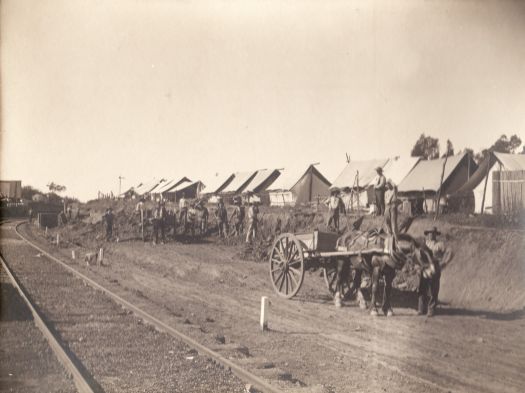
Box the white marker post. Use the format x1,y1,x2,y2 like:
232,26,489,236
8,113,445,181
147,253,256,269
45,226,48,235
56,234,60,247
260,296,269,332
98,248,104,265
71,250,76,260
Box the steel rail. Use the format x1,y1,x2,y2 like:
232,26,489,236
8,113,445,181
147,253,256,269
0,254,96,393
14,222,284,393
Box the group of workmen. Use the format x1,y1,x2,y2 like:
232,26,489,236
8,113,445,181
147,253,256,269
101,193,261,245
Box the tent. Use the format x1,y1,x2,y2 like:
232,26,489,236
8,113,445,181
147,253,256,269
162,180,204,202
331,158,389,210
381,156,421,186
220,171,258,194
331,159,389,190
453,152,525,214
242,169,281,194
151,177,191,196
200,173,235,195
398,152,478,212
268,164,331,206
132,179,165,197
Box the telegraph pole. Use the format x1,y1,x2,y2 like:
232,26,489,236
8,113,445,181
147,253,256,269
118,175,125,196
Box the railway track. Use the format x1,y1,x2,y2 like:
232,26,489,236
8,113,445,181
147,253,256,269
1,221,287,393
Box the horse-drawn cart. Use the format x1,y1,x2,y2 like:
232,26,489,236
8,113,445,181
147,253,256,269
269,229,394,299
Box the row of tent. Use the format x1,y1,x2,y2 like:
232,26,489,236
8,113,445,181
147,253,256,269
122,152,525,214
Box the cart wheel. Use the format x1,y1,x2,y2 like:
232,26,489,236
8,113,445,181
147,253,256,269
323,263,353,299
269,233,305,299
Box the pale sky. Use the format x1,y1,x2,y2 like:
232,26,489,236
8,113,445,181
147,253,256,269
2,0,524,201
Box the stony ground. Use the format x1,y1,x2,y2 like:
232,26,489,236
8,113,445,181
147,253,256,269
16,218,525,393
0,262,77,393
0,221,247,393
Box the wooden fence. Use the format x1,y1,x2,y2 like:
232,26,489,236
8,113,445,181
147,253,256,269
492,170,525,214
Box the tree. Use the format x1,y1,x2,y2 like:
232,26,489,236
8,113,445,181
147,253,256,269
21,185,43,201
46,182,67,193
411,134,440,160
476,134,522,163
441,139,454,158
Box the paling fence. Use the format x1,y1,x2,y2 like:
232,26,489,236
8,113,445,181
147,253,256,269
492,170,525,214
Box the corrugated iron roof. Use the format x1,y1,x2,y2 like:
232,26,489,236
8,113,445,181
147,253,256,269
494,152,525,171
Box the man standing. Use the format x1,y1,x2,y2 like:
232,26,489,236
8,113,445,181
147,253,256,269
230,196,245,236
215,197,228,238
179,192,188,233
152,202,166,245
245,200,259,243
418,227,453,317
373,167,387,216
325,188,345,232
102,208,114,242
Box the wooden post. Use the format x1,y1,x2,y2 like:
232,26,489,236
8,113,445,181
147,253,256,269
434,154,449,220
98,248,104,265
56,234,60,247
356,170,360,213
141,209,144,241
260,296,269,331
71,250,76,260
480,158,491,215
45,226,48,235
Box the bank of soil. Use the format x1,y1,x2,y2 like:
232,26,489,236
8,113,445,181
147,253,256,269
21,217,525,393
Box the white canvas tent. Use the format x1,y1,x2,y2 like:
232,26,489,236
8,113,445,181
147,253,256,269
221,171,258,194
267,164,331,206
200,173,234,195
454,152,525,214
242,169,281,194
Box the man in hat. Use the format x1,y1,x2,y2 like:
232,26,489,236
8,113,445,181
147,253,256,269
245,199,259,243
215,197,228,237
152,201,166,245
230,196,245,236
102,208,114,242
179,192,188,233
373,167,387,216
419,226,453,317
325,188,345,232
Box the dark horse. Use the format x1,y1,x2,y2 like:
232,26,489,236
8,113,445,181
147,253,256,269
333,232,436,316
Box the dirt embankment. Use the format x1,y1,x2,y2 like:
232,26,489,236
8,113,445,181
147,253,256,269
56,200,524,312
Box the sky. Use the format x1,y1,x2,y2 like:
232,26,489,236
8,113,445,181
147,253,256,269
1,0,524,201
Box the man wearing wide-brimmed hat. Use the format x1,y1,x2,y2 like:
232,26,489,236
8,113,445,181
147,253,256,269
373,166,387,216
230,196,245,236
325,187,345,232
215,196,228,237
418,226,453,317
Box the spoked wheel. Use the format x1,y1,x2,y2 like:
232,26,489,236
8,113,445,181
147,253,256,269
269,233,305,299
323,261,353,299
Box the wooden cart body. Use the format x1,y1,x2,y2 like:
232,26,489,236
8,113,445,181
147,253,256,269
269,230,393,298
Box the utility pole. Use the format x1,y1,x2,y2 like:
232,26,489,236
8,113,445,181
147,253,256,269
118,175,125,196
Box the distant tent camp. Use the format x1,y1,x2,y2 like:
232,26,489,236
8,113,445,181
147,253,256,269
453,152,525,214
220,171,258,194
268,164,331,206
200,173,235,196
162,180,204,202
398,152,477,212
242,169,281,194
131,179,165,197
151,177,191,198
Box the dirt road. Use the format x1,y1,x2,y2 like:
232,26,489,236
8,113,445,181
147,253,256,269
19,222,525,393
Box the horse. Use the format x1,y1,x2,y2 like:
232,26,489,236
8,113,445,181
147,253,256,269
333,232,436,316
